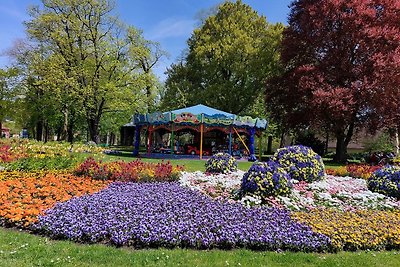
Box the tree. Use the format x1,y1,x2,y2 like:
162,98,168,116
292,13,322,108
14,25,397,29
163,0,283,114
21,0,159,143
0,68,19,133
266,0,400,162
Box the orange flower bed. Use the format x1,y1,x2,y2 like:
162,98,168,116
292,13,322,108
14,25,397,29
0,173,109,227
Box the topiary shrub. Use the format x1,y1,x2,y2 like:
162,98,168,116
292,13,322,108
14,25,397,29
367,165,400,198
241,161,292,199
272,145,325,182
205,153,237,173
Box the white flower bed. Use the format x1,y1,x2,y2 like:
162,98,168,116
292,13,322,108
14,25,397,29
179,171,400,211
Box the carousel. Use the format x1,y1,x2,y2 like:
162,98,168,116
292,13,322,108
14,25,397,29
123,104,267,161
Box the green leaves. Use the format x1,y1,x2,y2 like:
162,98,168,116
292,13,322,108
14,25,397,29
163,1,283,115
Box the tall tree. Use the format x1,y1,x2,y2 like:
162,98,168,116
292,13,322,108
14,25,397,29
163,0,283,114
24,0,158,143
0,68,19,133
266,0,400,162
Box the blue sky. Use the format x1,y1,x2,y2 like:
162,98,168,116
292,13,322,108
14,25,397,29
0,0,292,80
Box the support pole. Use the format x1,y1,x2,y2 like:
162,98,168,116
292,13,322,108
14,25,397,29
248,127,257,162
170,123,174,155
133,125,141,156
228,127,232,155
200,123,204,160
258,133,262,161
147,126,152,157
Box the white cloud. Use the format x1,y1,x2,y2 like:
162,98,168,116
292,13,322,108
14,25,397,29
148,17,195,40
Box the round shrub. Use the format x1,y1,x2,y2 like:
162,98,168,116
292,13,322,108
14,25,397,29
367,165,400,198
205,153,237,173
241,161,292,199
272,145,324,182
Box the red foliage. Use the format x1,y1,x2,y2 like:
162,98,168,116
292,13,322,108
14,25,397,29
266,0,400,162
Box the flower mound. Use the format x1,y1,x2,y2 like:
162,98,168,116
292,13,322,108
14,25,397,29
241,161,292,199
35,183,331,251
273,145,324,182
0,173,109,226
205,153,237,174
368,165,400,198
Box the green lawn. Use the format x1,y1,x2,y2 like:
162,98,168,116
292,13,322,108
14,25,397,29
102,153,343,172
1,228,399,267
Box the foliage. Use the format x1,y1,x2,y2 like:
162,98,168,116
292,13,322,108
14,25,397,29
12,0,162,143
35,182,331,251
241,161,292,199
205,153,237,174
75,158,183,182
363,133,395,153
293,209,400,251
163,1,283,114
272,145,325,182
367,165,400,199
0,173,109,227
5,155,81,171
294,131,325,156
266,0,400,162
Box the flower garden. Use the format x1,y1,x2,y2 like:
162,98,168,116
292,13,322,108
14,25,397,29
2,141,400,255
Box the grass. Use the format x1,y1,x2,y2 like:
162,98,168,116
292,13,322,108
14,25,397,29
1,228,400,267
101,151,343,172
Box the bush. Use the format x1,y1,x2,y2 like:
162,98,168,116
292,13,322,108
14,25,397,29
241,161,292,199
205,153,237,173
272,145,325,182
295,131,325,156
5,155,81,171
367,165,400,198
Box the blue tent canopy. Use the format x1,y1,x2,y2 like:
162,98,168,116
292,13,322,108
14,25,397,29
132,104,267,130
169,104,235,119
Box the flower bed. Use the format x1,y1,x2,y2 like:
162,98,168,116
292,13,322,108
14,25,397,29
180,172,400,211
326,164,382,179
35,182,331,251
0,173,109,226
0,139,104,164
179,171,244,201
292,209,400,250
75,158,183,182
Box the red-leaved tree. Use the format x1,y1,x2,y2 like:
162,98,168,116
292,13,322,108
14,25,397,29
266,0,400,162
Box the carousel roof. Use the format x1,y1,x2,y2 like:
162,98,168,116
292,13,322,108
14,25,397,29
169,104,235,118
131,104,268,130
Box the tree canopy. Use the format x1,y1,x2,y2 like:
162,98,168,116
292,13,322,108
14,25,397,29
162,0,283,115
8,0,164,143
266,0,400,162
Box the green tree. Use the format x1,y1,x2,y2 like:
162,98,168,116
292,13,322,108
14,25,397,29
20,0,159,143
163,0,283,114
0,68,19,133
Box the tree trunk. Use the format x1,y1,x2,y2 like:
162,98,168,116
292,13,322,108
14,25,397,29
279,131,285,148
333,123,355,163
395,128,399,156
267,135,273,154
67,126,74,143
36,120,43,141
334,134,347,163
88,118,100,144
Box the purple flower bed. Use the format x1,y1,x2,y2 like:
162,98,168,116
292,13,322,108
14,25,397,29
34,182,331,251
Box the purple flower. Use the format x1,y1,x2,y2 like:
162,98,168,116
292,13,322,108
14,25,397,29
34,182,331,251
